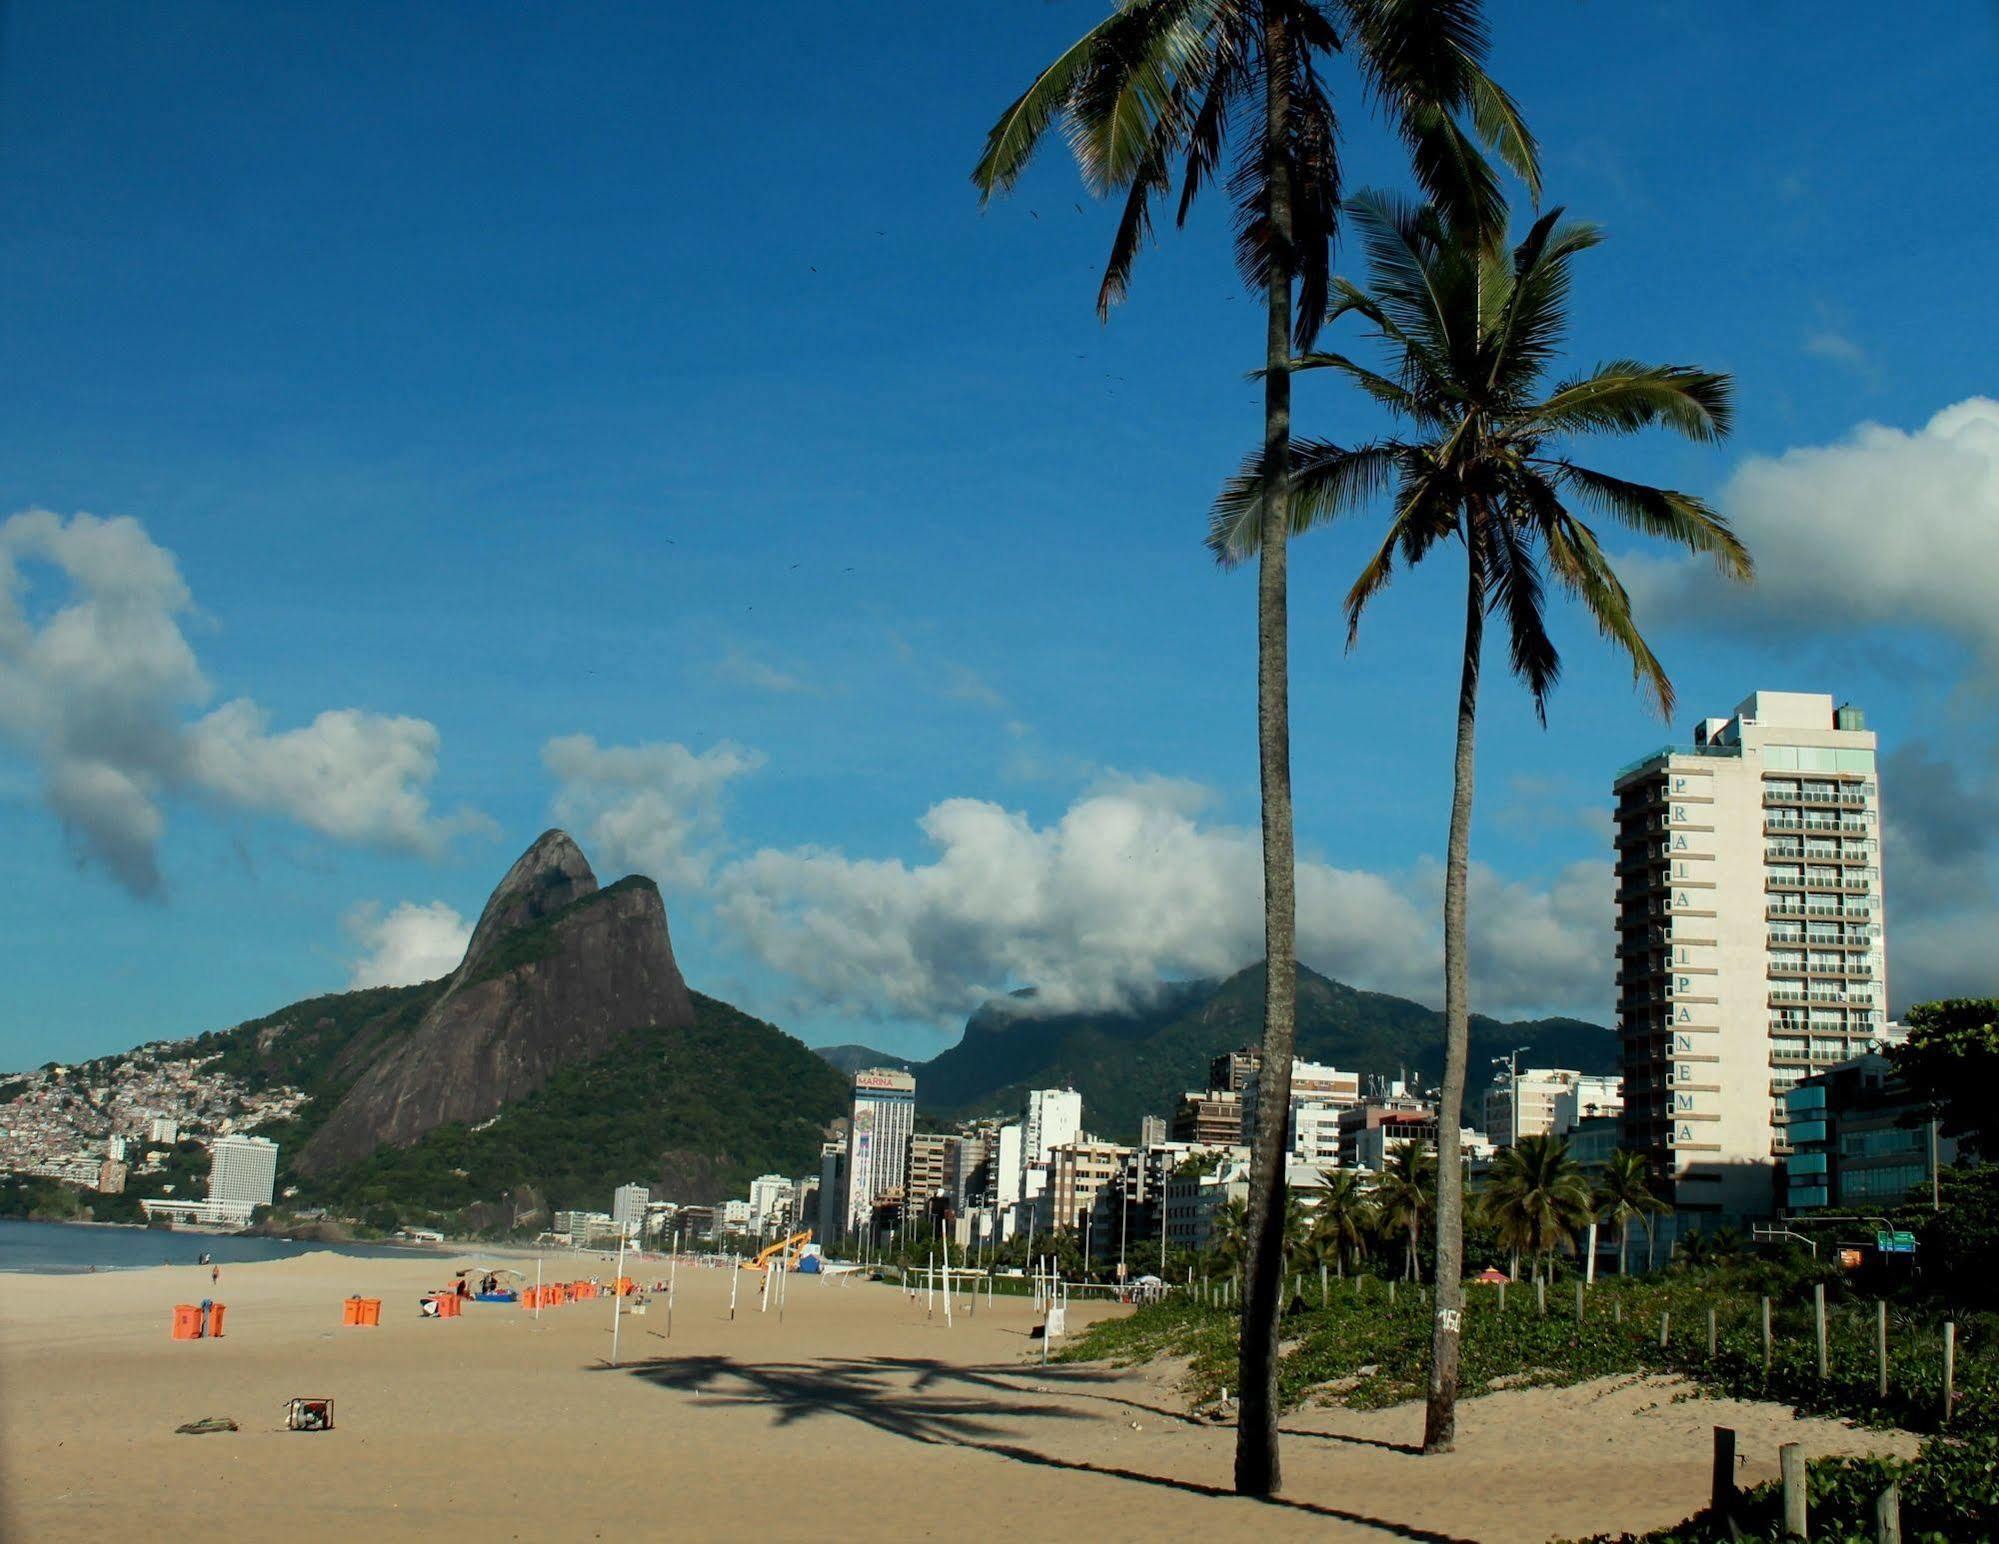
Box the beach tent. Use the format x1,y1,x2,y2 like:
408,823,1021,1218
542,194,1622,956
453,1265,527,1303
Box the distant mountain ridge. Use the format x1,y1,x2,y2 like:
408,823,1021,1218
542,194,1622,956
815,963,1612,1141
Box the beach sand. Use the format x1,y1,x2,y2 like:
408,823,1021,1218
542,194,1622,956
0,1251,1917,1542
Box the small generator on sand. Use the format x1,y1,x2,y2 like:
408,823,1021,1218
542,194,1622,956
285,1398,334,1432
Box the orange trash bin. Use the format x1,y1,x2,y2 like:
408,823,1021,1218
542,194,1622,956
206,1302,226,1338
342,1296,361,1326
358,1297,381,1327
172,1304,203,1340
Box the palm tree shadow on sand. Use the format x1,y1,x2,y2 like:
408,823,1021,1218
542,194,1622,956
594,1354,1472,1542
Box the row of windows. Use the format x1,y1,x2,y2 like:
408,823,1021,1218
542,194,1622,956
1839,1127,1922,1159
1842,1164,1927,1201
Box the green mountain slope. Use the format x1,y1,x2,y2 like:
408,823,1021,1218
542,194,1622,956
297,992,848,1227
879,964,1611,1140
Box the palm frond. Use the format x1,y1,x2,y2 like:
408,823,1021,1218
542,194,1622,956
1464,67,1540,202
1207,437,1399,565
1480,500,1560,717
1292,349,1424,417
973,8,1132,199
1067,0,1213,194
1551,460,1752,580
1530,362,1734,443
1524,480,1677,719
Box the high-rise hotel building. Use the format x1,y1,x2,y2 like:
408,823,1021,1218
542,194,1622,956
844,1068,917,1235
1614,691,1886,1219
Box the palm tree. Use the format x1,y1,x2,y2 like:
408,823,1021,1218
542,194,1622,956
1208,1196,1250,1276
1208,193,1750,1451
1595,1148,1667,1277
1371,1140,1436,1281
1312,1167,1376,1277
973,2,1536,1498
1481,1135,1596,1283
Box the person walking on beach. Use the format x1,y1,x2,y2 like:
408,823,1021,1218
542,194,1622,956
211,1264,220,1289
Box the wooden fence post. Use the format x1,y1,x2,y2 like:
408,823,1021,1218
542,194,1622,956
1944,1322,1956,1426
1576,1280,1585,1321
1780,1441,1808,1540
1536,1277,1546,1317
1874,1480,1902,1544
1710,1426,1736,1524
1763,1295,1773,1376
1815,1284,1828,1381
1660,1310,1671,1350
1613,1297,1622,1325
1708,1305,1718,1359
1877,1300,1888,1401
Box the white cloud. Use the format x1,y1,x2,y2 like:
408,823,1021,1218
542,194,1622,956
713,776,1607,1026
543,734,764,887
1802,328,1867,369
1626,398,1999,675
0,509,482,896
344,899,471,988
713,647,811,695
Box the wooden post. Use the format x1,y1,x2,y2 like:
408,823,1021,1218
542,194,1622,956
1498,1280,1506,1315
1780,1442,1808,1539
1320,1263,1328,1308
1763,1295,1773,1376
1944,1322,1956,1426
1708,1306,1718,1358
1613,1297,1622,1325
1877,1300,1888,1401
1389,1279,1397,1306
1874,1480,1901,1544
1815,1284,1828,1381
1536,1277,1546,1317
1660,1310,1670,1349
1576,1280,1585,1321
1710,1426,1737,1525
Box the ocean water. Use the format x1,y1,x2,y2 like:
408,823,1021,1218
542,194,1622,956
0,1218,441,1274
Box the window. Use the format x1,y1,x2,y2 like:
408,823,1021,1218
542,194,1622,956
1788,1119,1828,1146
1841,1164,1924,1202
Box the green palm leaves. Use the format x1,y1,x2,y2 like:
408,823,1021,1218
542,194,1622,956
1480,1134,1594,1275
1208,192,1750,719
1371,1139,1437,1280
1594,1148,1668,1275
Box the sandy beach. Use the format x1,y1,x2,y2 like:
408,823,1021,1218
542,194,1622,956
1,1250,1918,1542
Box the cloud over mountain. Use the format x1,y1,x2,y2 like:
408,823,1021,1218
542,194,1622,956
543,734,763,887
712,774,1609,1025
345,899,472,988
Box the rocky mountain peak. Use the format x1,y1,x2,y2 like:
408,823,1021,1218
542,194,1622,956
456,828,597,979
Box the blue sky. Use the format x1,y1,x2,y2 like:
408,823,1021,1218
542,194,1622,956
3,0,1996,1069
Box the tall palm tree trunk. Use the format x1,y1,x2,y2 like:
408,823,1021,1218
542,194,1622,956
1235,10,1298,1502
1423,558,1484,1455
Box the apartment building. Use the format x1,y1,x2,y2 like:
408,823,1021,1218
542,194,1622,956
1484,1068,1622,1147
902,1132,951,1226
844,1068,917,1233
1784,1053,1951,1214
1170,1089,1243,1145
1243,1058,1361,1167
1615,691,1887,1220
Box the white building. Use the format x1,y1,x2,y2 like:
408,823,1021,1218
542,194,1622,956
147,1117,179,1145
1023,1088,1083,1165
844,1068,917,1234
1615,691,1887,1220
207,1135,278,1214
719,1198,754,1234
1484,1069,1622,1147
747,1173,795,1233
612,1182,650,1236
1243,1059,1361,1168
